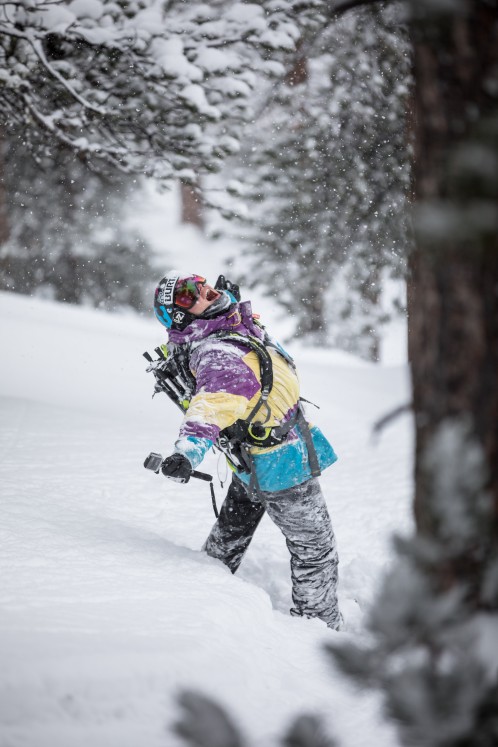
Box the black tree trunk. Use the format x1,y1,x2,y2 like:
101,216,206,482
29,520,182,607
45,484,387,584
407,2,498,555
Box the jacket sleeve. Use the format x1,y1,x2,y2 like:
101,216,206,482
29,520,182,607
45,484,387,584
174,342,260,468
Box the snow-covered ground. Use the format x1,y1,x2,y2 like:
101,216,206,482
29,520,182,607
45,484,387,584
0,288,413,747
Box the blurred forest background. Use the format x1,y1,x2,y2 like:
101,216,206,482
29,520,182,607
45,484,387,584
0,0,411,362
1,1,497,746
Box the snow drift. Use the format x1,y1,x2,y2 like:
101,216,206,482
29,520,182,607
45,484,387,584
0,291,412,747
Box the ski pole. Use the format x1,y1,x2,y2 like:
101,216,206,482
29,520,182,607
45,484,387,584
185,469,219,518
144,453,219,518
182,468,219,518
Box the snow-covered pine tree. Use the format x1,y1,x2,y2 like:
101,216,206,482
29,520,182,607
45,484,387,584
219,3,411,358
0,0,328,308
0,139,154,310
0,0,319,178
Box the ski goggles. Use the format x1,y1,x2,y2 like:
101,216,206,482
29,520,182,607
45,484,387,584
174,275,206,309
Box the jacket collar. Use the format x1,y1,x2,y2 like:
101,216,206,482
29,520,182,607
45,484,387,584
168,301,264,345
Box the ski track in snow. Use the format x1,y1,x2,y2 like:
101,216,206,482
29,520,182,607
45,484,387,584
0,292,412,747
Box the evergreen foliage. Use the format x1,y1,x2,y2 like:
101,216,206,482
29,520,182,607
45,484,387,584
0,0,323,178
0,0,330,310
174,690,337,747
328,418,498,747
0,139,154,310
219,3,411,357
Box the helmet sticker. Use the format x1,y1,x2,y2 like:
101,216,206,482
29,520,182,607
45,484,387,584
155,305,173,328
158,275,179,306
172,310,186,324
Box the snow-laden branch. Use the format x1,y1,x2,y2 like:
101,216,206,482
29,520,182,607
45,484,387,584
21,93,132,172
0,0,308,177
0,23,109,115
29,36,108,116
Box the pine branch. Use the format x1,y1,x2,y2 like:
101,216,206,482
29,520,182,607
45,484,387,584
283,715,337,747
372,403,412,440
0,23,111,116
253,0,395,120
21,94,131,172
326,0,387,19
174,691,246,747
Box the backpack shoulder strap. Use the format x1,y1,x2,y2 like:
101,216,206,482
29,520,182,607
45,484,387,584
207,330,321,488
206,330,274,405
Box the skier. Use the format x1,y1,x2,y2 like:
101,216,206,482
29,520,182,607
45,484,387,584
152,271,341,630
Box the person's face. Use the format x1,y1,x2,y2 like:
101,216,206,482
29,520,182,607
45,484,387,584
173,276,221,316
189,282,221,315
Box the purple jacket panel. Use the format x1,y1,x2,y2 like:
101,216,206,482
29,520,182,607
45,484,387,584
178,343,261,442
169,299,266,442
191,344,260,398
180,422,218,441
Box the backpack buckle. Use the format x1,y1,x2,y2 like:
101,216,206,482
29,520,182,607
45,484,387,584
248,423,273,442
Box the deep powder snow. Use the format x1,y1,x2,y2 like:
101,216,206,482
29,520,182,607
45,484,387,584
0,291,412,747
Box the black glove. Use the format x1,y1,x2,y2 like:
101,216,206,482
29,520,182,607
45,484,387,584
161,453,193,483
215,275,241,302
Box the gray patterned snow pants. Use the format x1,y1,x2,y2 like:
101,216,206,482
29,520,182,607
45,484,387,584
203,475,340,630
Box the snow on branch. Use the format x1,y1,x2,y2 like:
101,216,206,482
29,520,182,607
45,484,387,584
30,41,107,115
0,0,307,179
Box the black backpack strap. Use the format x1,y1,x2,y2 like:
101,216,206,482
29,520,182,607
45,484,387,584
208,331,321,484
247,449,266,502
207,330,274,426
296,405,321,478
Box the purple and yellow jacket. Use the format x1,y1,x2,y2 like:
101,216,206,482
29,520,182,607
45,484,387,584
169,298,337,492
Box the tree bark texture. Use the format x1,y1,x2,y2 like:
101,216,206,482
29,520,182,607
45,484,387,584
0,132,9,245
407,2,498,537
296,290,327,343
359,267,381,362
180,179,204,230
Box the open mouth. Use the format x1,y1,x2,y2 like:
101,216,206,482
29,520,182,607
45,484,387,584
206,289,220,302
